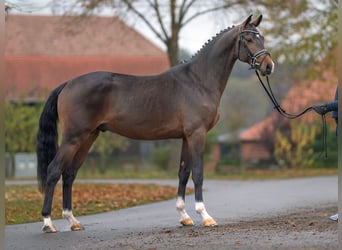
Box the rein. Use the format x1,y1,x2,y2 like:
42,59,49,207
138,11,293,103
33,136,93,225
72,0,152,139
255,71,313,119
255,70,328,157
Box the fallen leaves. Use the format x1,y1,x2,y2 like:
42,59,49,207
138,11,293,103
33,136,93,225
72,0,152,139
5,183,193,225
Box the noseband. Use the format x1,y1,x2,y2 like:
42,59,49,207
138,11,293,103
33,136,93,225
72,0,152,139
237,26,270,69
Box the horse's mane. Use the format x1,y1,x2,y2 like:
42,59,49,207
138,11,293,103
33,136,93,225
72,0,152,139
181,25,236,64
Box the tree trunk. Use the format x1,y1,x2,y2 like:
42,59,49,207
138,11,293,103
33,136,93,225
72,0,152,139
166,8,181,172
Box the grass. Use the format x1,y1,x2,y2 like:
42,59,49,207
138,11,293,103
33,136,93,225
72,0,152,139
76,166,338,180
205,168,338,180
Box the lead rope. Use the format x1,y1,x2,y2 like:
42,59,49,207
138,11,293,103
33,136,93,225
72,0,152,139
255,70,328,157
321,114,328,158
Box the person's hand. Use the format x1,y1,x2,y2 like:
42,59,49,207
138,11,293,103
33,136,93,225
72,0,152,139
312,104,328,115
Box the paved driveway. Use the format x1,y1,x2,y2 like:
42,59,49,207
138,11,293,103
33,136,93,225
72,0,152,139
5,176,337,249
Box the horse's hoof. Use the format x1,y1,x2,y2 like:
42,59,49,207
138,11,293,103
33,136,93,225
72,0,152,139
42,224,57,233
71,223,85,231
180,218,195,226
203,218,218,227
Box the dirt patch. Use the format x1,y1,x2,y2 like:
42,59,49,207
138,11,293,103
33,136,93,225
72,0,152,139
95,206,337,250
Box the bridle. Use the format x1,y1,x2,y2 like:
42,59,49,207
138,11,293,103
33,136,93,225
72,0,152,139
237,26,271,70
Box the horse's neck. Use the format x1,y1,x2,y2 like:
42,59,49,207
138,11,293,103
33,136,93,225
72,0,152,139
188,28,238,98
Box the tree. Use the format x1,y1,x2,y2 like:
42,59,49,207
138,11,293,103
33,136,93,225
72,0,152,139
61,0,251,66
274,121,317,169
5,102,43,154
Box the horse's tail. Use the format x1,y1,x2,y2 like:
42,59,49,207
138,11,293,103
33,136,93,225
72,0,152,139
37,82,67,193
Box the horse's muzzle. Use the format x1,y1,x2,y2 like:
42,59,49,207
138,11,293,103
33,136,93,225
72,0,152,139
265,63,274,75
260,57,274,76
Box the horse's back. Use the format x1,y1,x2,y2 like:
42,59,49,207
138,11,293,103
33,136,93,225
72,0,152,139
58,71,143,103
56,71,184,139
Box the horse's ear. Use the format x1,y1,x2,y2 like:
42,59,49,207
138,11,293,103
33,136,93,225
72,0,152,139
252,14,263,27
242,14,253,28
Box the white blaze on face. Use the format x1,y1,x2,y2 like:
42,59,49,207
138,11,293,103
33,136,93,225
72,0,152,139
270,61,275,73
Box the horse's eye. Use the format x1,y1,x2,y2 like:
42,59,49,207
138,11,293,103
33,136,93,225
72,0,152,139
246,38,253,43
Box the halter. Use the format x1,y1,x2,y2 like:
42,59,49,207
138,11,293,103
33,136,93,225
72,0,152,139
238,26,271,70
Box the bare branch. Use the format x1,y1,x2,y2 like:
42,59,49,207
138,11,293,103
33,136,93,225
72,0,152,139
178,0,197,25
150,0,169,40
120,0,168,43
182,3,236,26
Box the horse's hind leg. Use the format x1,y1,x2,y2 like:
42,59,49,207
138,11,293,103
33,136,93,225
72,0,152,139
41,160,62,233
176,138,194,226
41,141,81,233
62,130,99,231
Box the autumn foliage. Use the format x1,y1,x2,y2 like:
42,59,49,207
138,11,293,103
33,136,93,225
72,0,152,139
5,183,190,225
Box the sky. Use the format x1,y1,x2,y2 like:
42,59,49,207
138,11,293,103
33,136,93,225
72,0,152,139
6,0,238,54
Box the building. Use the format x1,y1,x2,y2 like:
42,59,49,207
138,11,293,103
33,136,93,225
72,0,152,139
5,14,169,100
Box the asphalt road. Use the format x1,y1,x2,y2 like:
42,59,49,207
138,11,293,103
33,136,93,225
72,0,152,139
5,176,337,249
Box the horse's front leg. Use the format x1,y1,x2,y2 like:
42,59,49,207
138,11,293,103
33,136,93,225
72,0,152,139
176,139,194,226
189,131,217,227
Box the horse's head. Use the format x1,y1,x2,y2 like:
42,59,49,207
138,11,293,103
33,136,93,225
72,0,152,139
237,14,274,76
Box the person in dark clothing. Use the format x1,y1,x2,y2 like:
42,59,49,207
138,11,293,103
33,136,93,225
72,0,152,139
312,88,338,221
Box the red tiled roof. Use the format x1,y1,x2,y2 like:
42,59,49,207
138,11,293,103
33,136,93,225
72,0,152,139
5,14,169,99
239,114,278,141
239,70,337,141
5,14,165,56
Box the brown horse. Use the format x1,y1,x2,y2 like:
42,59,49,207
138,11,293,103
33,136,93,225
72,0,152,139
37,14,274,232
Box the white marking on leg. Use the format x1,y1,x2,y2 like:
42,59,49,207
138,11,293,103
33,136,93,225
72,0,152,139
176,197,191,221
176,197,194,225
195,202,217,226
62,209,84,231
62,209,80,226
195,202,211,221
42,216,57,233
